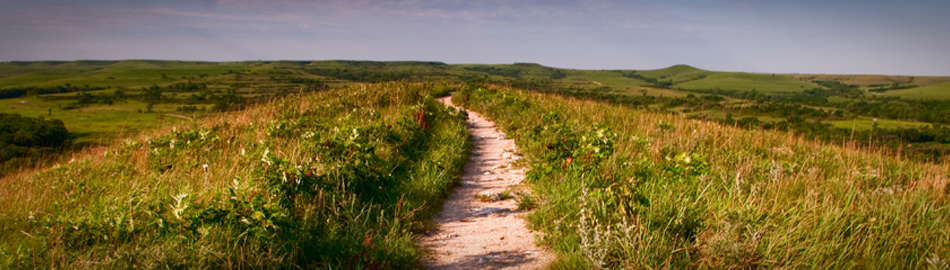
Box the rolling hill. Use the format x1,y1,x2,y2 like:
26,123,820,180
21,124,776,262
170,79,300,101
1,60,950,268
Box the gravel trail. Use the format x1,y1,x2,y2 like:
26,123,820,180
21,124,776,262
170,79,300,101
417,96,553,270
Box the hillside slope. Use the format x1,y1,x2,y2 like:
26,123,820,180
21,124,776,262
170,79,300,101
0,82,471,268
879,81,950,99
455,85,949,269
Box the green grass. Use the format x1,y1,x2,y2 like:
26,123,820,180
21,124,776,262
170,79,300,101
0,82,471,268
455,85,950,269
609,65,822,94
561,70,694,97
827,117,932,131
0,61,336,144
0,95,192,144
0,60,257,89
635,64,711,83
4,59,950,268
879,81,950,100
784,74,950,88
676,72,820,93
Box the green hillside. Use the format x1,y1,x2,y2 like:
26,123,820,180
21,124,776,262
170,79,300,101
621,65,820,93
0,61,256,88
676,72,819,92
0,82,470,268
2,60,950,268
879,81,950,99
455,85,950,269
3,59,950,167
635,64,711,82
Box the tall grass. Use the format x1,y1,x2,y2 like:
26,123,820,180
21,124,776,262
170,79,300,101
455,85,950,269
0,82,470,269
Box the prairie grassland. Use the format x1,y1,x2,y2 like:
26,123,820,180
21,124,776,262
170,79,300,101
455,85,949,269
0,82,470,269
0,60,255,88
826,118,932,131
0,96,191,144
785,74,950,88
0,61,329,144
629,65,707,82
676,72,819,93
879,81,950,100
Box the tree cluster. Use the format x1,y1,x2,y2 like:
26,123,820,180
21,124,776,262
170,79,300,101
306,68,415,82
464,66,523,78
622,71,674,88
0,113,69,174
0,84,108,99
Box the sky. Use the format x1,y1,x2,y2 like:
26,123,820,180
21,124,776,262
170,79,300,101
0,0,948,76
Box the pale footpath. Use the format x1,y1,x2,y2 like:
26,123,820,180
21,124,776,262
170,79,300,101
417,96,553,269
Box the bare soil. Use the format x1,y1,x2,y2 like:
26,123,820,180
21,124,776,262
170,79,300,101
417,96,553,269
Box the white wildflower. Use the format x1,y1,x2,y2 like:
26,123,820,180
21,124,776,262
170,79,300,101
262,149,272,165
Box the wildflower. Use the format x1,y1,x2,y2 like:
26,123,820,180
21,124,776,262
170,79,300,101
202,164,210,170
171,193,189,220
262,149,272,165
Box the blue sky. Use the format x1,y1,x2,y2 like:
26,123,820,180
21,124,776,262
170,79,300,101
1,0,948,75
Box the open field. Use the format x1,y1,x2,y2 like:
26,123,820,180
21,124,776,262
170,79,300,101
0,61,331,143
785,73,950,87
0,95,190,144
0,60,257,89
2,59,950,168
676,72,819,93
878,81,950,99
827,117,932,131
2,60,950,268
0,82,470,268
455,85,950,269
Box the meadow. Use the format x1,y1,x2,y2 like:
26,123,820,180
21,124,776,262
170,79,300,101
4,59,950,166
0,82,471,268
0,60,328,144
879,81,950,100
454,85,949,269
3,60,950,268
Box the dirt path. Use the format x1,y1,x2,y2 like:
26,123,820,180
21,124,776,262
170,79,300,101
162,113,193,120
418,96,553,269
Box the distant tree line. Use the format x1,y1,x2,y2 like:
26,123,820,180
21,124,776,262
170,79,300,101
306,68,416,82
622,71,674,88
708,114,950,162
687,86,950,125
39,78,320,113
0,84,108,99
464,66,524,78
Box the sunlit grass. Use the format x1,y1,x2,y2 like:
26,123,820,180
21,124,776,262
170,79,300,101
455,85,949,269
0,82,471,268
